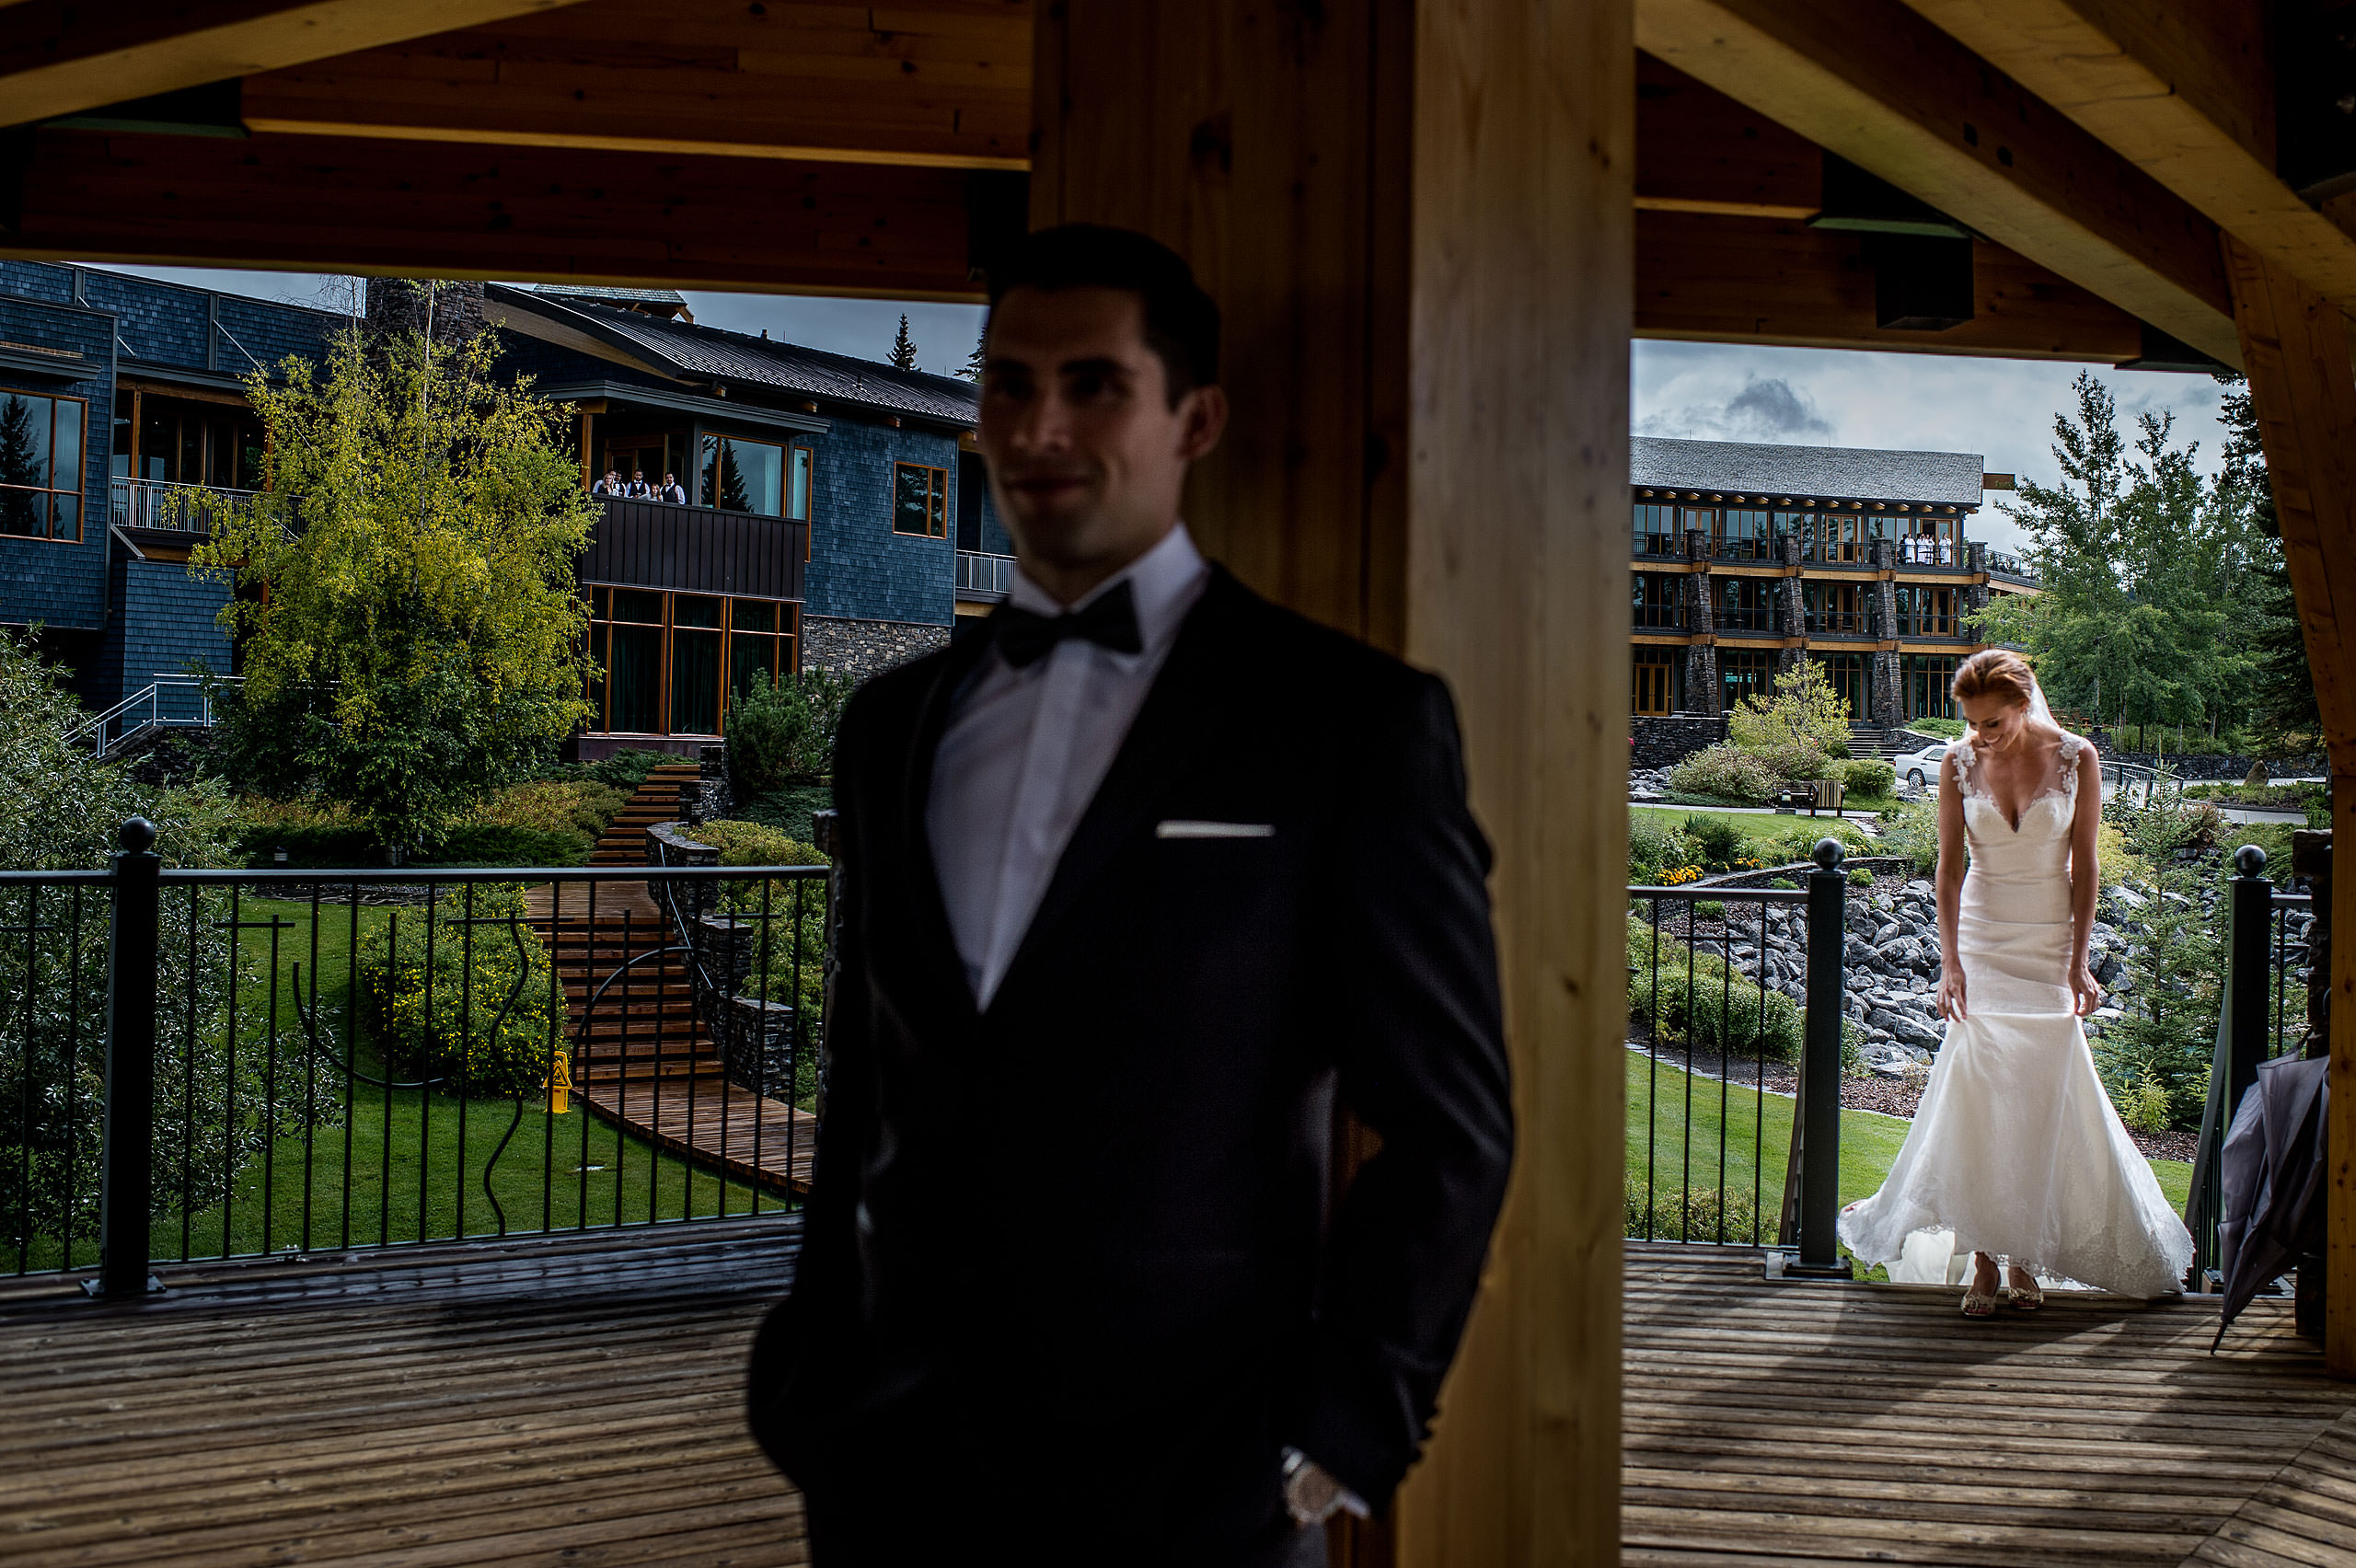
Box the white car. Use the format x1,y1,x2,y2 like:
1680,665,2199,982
1892,740,1955,791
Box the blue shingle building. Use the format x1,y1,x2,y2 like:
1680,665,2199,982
0,266,1014,758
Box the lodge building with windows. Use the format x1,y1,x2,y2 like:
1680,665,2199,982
0,264,1014,758
1629,436,2037,728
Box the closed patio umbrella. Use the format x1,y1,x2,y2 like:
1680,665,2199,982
2213,1053,2329,1352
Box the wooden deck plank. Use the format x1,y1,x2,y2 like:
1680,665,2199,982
1622,1243,2356,1567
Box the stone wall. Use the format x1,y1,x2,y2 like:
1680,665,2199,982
1632,713,1727,769
802,615,949,681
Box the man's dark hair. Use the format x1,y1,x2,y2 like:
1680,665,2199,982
986,224,1220,405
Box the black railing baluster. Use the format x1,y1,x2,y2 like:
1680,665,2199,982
16,885,37,1276
456,882,474,1240
64,884,85,1272
1790,839,1854,1279
617,905,631,1228
542,879,558,1238
1646,895,1658,1243
260,905,282,1255
381,910,398,1249
94,821,160,1297
181,883,198,1263
579,879,597,1231
223,882,240,1257
1682,896,1694,1242
341,889,358,1251
1755,900,1768,1245
421,888,437,1244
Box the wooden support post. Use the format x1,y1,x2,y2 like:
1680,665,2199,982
1033,1,1628,1559
2222,234,2356,1375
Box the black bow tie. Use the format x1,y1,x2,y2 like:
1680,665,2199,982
994,580,1144,667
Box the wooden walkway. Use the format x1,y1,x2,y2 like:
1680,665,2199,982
0,1220,808,1567
1626,1244,2356,1567
525,764,819,1198
10,1231,2350,1565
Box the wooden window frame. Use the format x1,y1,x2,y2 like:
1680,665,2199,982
891,461,950,538
0,388,87,544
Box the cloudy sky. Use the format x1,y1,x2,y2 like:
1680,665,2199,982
93,265,2235,556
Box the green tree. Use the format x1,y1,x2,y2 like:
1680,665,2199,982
1727,658,1852,761
958,332,986,381
888,314,918,371
2215,372,2319,750
1972,372,2252,741
193,326,595,853
0,395,41,535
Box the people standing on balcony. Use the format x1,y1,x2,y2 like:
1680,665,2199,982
1839,649,2192,1310
590,468,622,497
625,469,652,499
747,224,1514,1566
657,471,687,503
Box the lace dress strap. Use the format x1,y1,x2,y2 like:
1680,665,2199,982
1947,739,1982,798
2055,732,2085,799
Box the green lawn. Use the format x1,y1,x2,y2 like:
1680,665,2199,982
19,896,787,1274
1623,1053,2193,1254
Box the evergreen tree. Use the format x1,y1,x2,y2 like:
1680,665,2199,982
2215,372,2319,748
888,314,918,371
957,331,986,381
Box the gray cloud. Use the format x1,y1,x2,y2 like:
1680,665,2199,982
1636,374,1836,444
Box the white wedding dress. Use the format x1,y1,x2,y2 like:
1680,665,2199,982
1838,733,2193,1297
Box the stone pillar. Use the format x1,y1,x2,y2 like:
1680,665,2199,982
1683,641,1718,715
364,277,489,345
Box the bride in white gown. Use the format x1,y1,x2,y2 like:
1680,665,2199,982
1838,650,2192,1313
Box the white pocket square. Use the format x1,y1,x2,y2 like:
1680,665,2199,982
1156,820,1276,839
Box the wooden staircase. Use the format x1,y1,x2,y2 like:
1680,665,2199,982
528,762,819,1194
588,762,702,865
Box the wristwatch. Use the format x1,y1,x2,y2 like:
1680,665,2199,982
1281,1447,1369,1527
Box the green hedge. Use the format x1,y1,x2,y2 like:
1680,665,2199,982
360,884,559,1096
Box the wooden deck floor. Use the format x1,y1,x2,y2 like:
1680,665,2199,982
1625,1244,2356,1567
6,1232,2350,1566
0,1220,809,1568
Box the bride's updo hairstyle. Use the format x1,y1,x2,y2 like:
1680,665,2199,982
1950,649,2037,711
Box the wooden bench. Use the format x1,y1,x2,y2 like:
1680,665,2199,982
1773,778,1845,817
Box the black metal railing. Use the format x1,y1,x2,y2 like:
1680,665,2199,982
2184,844,2316,1285
5,820,832,1294
1625,840,1852,1276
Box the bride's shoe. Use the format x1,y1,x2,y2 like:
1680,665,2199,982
1961,1284,2000,1318
2004,1277,2044,1311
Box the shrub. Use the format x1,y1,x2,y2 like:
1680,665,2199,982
2113,1066,2174,1136
727,670,856,794
360,883,559,1096
1666,744,1777,804
475,778,632,839
1629,813,1699,884
1908,717,1966,740
1751,742,1832,783
1626,1180,1767,1243
1693,900,1727,922
1842,758,1897,801
1681,813,1748,870
1627,915,1805,1064
1847,867,1874,888
1876,799,1941,876
689,820,831,1096
542,748,673,793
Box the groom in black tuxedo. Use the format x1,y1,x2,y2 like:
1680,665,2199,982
747,225,1513,1565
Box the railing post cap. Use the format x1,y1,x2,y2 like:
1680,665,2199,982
1812,837,1845,870
2234,843,2269,878
118,817,156,855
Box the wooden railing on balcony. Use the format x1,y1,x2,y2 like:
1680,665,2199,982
586,497,808,602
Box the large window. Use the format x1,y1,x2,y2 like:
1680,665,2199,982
1632,572,1684,629
1720,651,1776,712
700,433,814,518
1718,508,1773,561
1815,652,1872,720
893,462,949,537
0,390,86,541
1717,576,1774,632
119,396,260,490
585,586,802,736
1904,655,1961,720
1633,649,1683,715
1894,585,1958,636
1632,502,1679,558
1805,582,1868,634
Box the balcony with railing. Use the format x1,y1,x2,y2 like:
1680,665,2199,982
1986,548,2041,587
956,548,1016,603
110,476,256,535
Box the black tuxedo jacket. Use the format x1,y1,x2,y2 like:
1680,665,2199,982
748,566,1512,1529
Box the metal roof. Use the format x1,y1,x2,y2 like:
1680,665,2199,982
527,282,691,310
486,284,979,427
1632,436,1986,506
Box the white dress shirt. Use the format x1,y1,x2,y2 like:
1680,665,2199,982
926,523,1210,1009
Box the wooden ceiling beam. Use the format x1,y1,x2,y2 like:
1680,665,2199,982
1899,0,2356,317
1634,209,2145,362
0,128,994,302
237,0,1032,171
0,0,589,128
1636,52,1820,219
1636,0,2242,368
